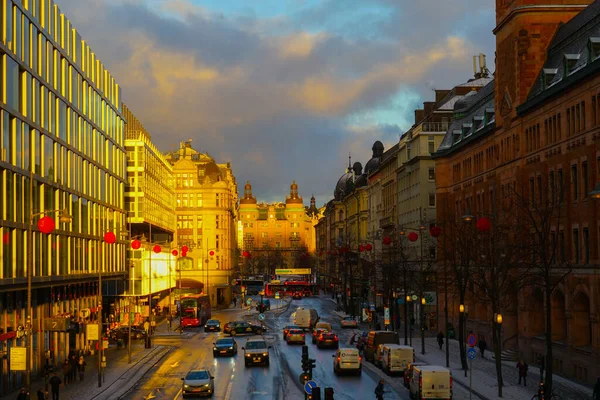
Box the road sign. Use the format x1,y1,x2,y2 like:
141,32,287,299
275,268,311,275
258,313,265,321
246,299,252,306
467,347,477,360
44,318,67,332
86,324,99,341
467,334,477,347
304,380,317,394
384,307,390,325
369,302,375,311
299,372,310,385
275,292,280,299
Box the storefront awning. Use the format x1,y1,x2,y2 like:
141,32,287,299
176,278,204,289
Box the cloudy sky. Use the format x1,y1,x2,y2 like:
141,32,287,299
58,0,496,206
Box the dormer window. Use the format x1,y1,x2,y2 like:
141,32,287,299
462,123,473,137
473,116,484,131
542,68,558,89
589,37,600,62
485,108,495,124
564,53,580,76
453,129,462,144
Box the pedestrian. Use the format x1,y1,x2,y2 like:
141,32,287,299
16,387,27,400
437,331,445,350
37,388,46,400
49,373,62,400
62,359,70,385
593,376,600,400
516,359,528,386
374,379,385,400
479,338,487,358
150,319,156,334
77,356,87,381
69,354,77,382
233,296,237,307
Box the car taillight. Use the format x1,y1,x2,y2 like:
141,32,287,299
359,356,362,361
419,376,422,388
450,377,453,389
334,335,338,340
319,334,323,339
337,357,341,361
300,334,305,337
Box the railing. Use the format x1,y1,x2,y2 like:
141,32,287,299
421,122,450,132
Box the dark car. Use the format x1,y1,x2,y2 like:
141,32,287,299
223,321,265,336
204,319,221,332
213,338,238,357
316,332,339,349
109,326,146,341
311,328,328,344
292,292,303,300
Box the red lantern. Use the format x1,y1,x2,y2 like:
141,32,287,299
104,232,116,244
38,216,55,234
131,239,141,250
2,232,9,245
359,245,365,252
476,217,491,232
181,245,189,253
181,250,187,257
209,250,215,256
365,243,373,251
242,250,250,258
383,236,392,245
153,245,161,253
408,232,419,242
172,249,179,256
429,226,441,237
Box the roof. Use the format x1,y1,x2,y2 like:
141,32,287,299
523,1,600,110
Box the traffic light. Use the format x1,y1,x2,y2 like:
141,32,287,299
302,357,310,371
308,358,316,370
324,387,334,400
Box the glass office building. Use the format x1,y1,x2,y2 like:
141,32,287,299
0,1,126,393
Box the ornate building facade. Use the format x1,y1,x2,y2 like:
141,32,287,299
434,0,599,384
165,142,238,308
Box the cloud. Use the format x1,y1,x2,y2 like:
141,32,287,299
56,0,495,206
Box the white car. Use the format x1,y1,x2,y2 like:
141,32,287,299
332,348,362,376
340,316,358,328
181,369,214,397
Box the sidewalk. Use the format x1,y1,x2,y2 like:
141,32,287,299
411,337,593,400
24,320,174,400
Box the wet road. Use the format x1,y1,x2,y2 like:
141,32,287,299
122,294,472,400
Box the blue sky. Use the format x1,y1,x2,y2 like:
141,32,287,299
58,0,496,206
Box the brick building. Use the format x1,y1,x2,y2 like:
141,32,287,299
434,0,599,384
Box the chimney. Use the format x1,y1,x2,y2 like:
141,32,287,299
435,90,451,103
423,101,436,116
414,109,425,124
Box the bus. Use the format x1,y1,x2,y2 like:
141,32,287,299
264,281,317,298
180,294,211,328
233,278,265,295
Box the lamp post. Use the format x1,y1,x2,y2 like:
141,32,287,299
26,208,72,399
421,297,427,355
405,295,411,345
460,304,468,377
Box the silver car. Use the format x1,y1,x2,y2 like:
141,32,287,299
181,369,214,398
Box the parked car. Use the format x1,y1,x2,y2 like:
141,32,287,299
223,321,264,336
181,369,214,397
340,316,358,329
365,330,399,362
204,319,221,332
332,348,362,376
243,338,271,367
408,365,452,400
316,332,339,349
109,326,146,341
381,344,414,375
283,325,300,337
404,362,427,388
286,329,306,345
213,338,238,357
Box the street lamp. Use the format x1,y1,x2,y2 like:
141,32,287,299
421,297,427,355
460,304,469,377
26,208,71,399
589,182,600,199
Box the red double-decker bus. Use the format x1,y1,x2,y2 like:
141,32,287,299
264,281,316,297
180,294,211,328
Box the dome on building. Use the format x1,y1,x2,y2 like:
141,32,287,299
364,141,384,175
334,171,354,200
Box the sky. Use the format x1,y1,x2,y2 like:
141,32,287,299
57,0,496,206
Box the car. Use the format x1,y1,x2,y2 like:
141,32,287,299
404,362,427,388
311,328,329,344
242,338,271,367
223,321,264,336
283,325,301,337
204,319,221,332
340,316,358,329
316,332,339,349
213,338,238,357
286,329,306,344
333,348,362,376
181,369,214,398
109,326,146,341
292,292,303,300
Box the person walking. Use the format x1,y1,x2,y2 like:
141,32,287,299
49,373,62,400
479,338,487,358
374,379,385,400
69,354,77,383
37,388,46,400
516,359,528,386
150,319,156,335
16,387,27,400
233,296,237,307
437,331,445,350
593,376,600,400
77,356,87,381
61,359,70,385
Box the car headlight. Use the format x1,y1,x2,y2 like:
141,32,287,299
229,347,234,350
203,383,210,387
262,352,268,356
183,384,190,388
213,347,218,351
245,353,251,357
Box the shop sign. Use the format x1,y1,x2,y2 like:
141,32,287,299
44,318,68,332
10,347,27,371
0,331,17,341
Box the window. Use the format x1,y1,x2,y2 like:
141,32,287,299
428,167,435,181
428,141,435,155
549,171,555,203
558,169,564,202
573,228,580,264
537,176,543,206
559,230,565,262
407,144,411,160
583,227,589,263
582,161,588,198
429,193,436,207
571,164,578,201
593,96,597,126
530,178,536,207
215,215,219,229
216,194,220,207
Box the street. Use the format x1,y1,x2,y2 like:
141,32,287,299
121,295,474,400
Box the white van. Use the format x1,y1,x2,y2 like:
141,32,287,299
381,344,414,375
332,348,362,375
409,365,452,399
294,308,319,330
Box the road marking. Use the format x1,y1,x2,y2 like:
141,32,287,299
170,361,180,368
172,387,182,400
224,375,234,400
143,391,156,400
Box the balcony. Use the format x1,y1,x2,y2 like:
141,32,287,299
379,216,394,228
421,122,450,132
